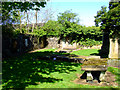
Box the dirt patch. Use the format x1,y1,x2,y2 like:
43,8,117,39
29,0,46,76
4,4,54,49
73,71,118,87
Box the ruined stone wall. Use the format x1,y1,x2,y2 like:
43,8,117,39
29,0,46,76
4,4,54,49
61,40,77,49
47,37,60,49
60,38,101,50
2,34,46,58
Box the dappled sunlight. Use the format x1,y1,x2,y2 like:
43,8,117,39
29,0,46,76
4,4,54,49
2,50,82,89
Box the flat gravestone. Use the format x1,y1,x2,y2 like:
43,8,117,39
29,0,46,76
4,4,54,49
81,59,108,83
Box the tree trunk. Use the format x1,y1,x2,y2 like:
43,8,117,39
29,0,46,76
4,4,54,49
100,32,110,58
24,11,26,33
18,11,22,33
27,11,29,33
35,10,38,28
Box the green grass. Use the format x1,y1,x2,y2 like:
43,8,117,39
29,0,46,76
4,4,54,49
2,49,119,89
37,48,57,52
107,67,120,86
71,49,99,56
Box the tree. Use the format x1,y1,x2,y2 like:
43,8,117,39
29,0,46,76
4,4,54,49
57,10,80,37
2,1,47,25
94,1,120,37
2,1,48,37
94,1,120,57
41,20,63,37
58,10,79,24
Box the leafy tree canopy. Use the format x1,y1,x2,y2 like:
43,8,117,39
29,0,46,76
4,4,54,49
94,1,120,37
41,20,63,37
2,1,47,25
58,10,79,24
57,10,80,37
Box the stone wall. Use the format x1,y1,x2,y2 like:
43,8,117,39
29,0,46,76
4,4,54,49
46,37,78,49
47,37,60,49
60,38,77,49
79,45,102,50
2,34,46,58
107,59,120,68
109,38,120,58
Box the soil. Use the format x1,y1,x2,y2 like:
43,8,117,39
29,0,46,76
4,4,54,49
73,71,119,87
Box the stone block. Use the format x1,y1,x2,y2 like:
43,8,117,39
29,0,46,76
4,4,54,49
86,71,93,81
99,71,106,82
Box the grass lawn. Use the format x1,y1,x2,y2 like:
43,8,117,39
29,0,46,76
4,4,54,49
71,49,100,56
107,67,120,86
2,49,119,89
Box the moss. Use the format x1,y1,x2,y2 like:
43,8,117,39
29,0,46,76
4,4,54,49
81,59,108,66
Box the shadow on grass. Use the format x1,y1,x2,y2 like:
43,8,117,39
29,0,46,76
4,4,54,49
90,50,108,58
2,51,81,89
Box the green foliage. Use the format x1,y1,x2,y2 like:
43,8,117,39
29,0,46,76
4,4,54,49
58,10,80,37
56,10,102,46
2,1,48,38
58,10,79,24
42,20,63,37
2,2,47,24
94,1,120,37
29,20,63,37
78,38,102,47
2,3,103,47
71,26,102,47
31,27,46,37
31,10,102,46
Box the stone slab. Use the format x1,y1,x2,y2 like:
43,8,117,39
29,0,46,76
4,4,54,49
82,59,108,66
81,68,107,71
82,65,107,68
81,64,107,71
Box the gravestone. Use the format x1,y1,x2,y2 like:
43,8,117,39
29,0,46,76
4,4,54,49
81,59,108,83
109,38,120,58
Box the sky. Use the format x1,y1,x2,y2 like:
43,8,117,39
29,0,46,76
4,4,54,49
39,0,110,26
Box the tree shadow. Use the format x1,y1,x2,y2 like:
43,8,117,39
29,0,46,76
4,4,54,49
2,50,81,89
90,49,108,58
